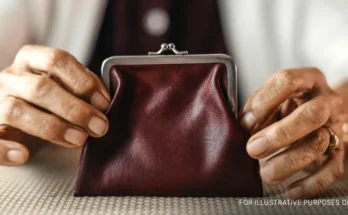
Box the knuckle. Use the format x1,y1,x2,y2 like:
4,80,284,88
281,154,300,173
27,75,51,98
0,98,22,124
275,70,292,86
45,49,74,70
313,177,330,194
301,101,329,127
13,45,30,65
271,126,292,143
299,153,315,167
309,129,330,154
279,152,312,179
75,76,97,94
40,118,65,141
65,102,92,123
15,45,38,64
310,67,326,82
309,67,321,74
18,44,33,53
274,70,300,90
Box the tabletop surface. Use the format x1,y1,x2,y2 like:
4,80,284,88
1,145,348,215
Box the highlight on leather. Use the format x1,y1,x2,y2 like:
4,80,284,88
75,63,262,197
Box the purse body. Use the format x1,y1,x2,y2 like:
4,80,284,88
75,51,262,197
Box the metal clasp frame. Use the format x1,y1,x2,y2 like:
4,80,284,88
102,44,238,117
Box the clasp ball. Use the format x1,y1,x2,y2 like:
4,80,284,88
161,43,168,49
168,43,175,49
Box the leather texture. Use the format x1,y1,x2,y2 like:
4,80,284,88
75,63,262,197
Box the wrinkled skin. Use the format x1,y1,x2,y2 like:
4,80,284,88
241,68,345,199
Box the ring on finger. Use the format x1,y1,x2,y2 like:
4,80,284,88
322,126,340,154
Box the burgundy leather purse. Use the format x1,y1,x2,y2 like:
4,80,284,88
75,44,262,197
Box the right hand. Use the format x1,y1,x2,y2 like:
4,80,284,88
0,45,110,166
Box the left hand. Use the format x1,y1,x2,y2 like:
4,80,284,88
240,67,346,199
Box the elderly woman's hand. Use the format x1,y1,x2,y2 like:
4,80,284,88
241,68,345,199
0,45,110,166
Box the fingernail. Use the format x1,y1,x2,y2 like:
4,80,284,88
7,150,26,164
241,112,256,130
247,136,269,157
260,163,274,182
88,116,108,135
286,186,303,199
91,92,110,111
64,128,87,146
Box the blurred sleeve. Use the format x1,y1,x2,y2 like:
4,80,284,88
0,0,32,70
301,0,348,87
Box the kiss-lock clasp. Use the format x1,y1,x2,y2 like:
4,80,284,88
148,43,189,56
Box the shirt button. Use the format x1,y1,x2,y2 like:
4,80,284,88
143,8,170,37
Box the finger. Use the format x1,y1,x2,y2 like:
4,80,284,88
253,99,298,134
254,109,279,133
0,139,29,166
14,45,110,111
260,128,330,184
246,95,334,158
279,99,298,119
0,72,108,137
241,68,328,132
0,125,53,156
285,142,345,199
0,97,88,147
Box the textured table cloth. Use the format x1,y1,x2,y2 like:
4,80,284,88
1,145,348,215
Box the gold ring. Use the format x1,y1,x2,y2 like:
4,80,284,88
322,126,340,154
342,122,348,144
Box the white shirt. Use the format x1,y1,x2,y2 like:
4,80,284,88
1,0,348,104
